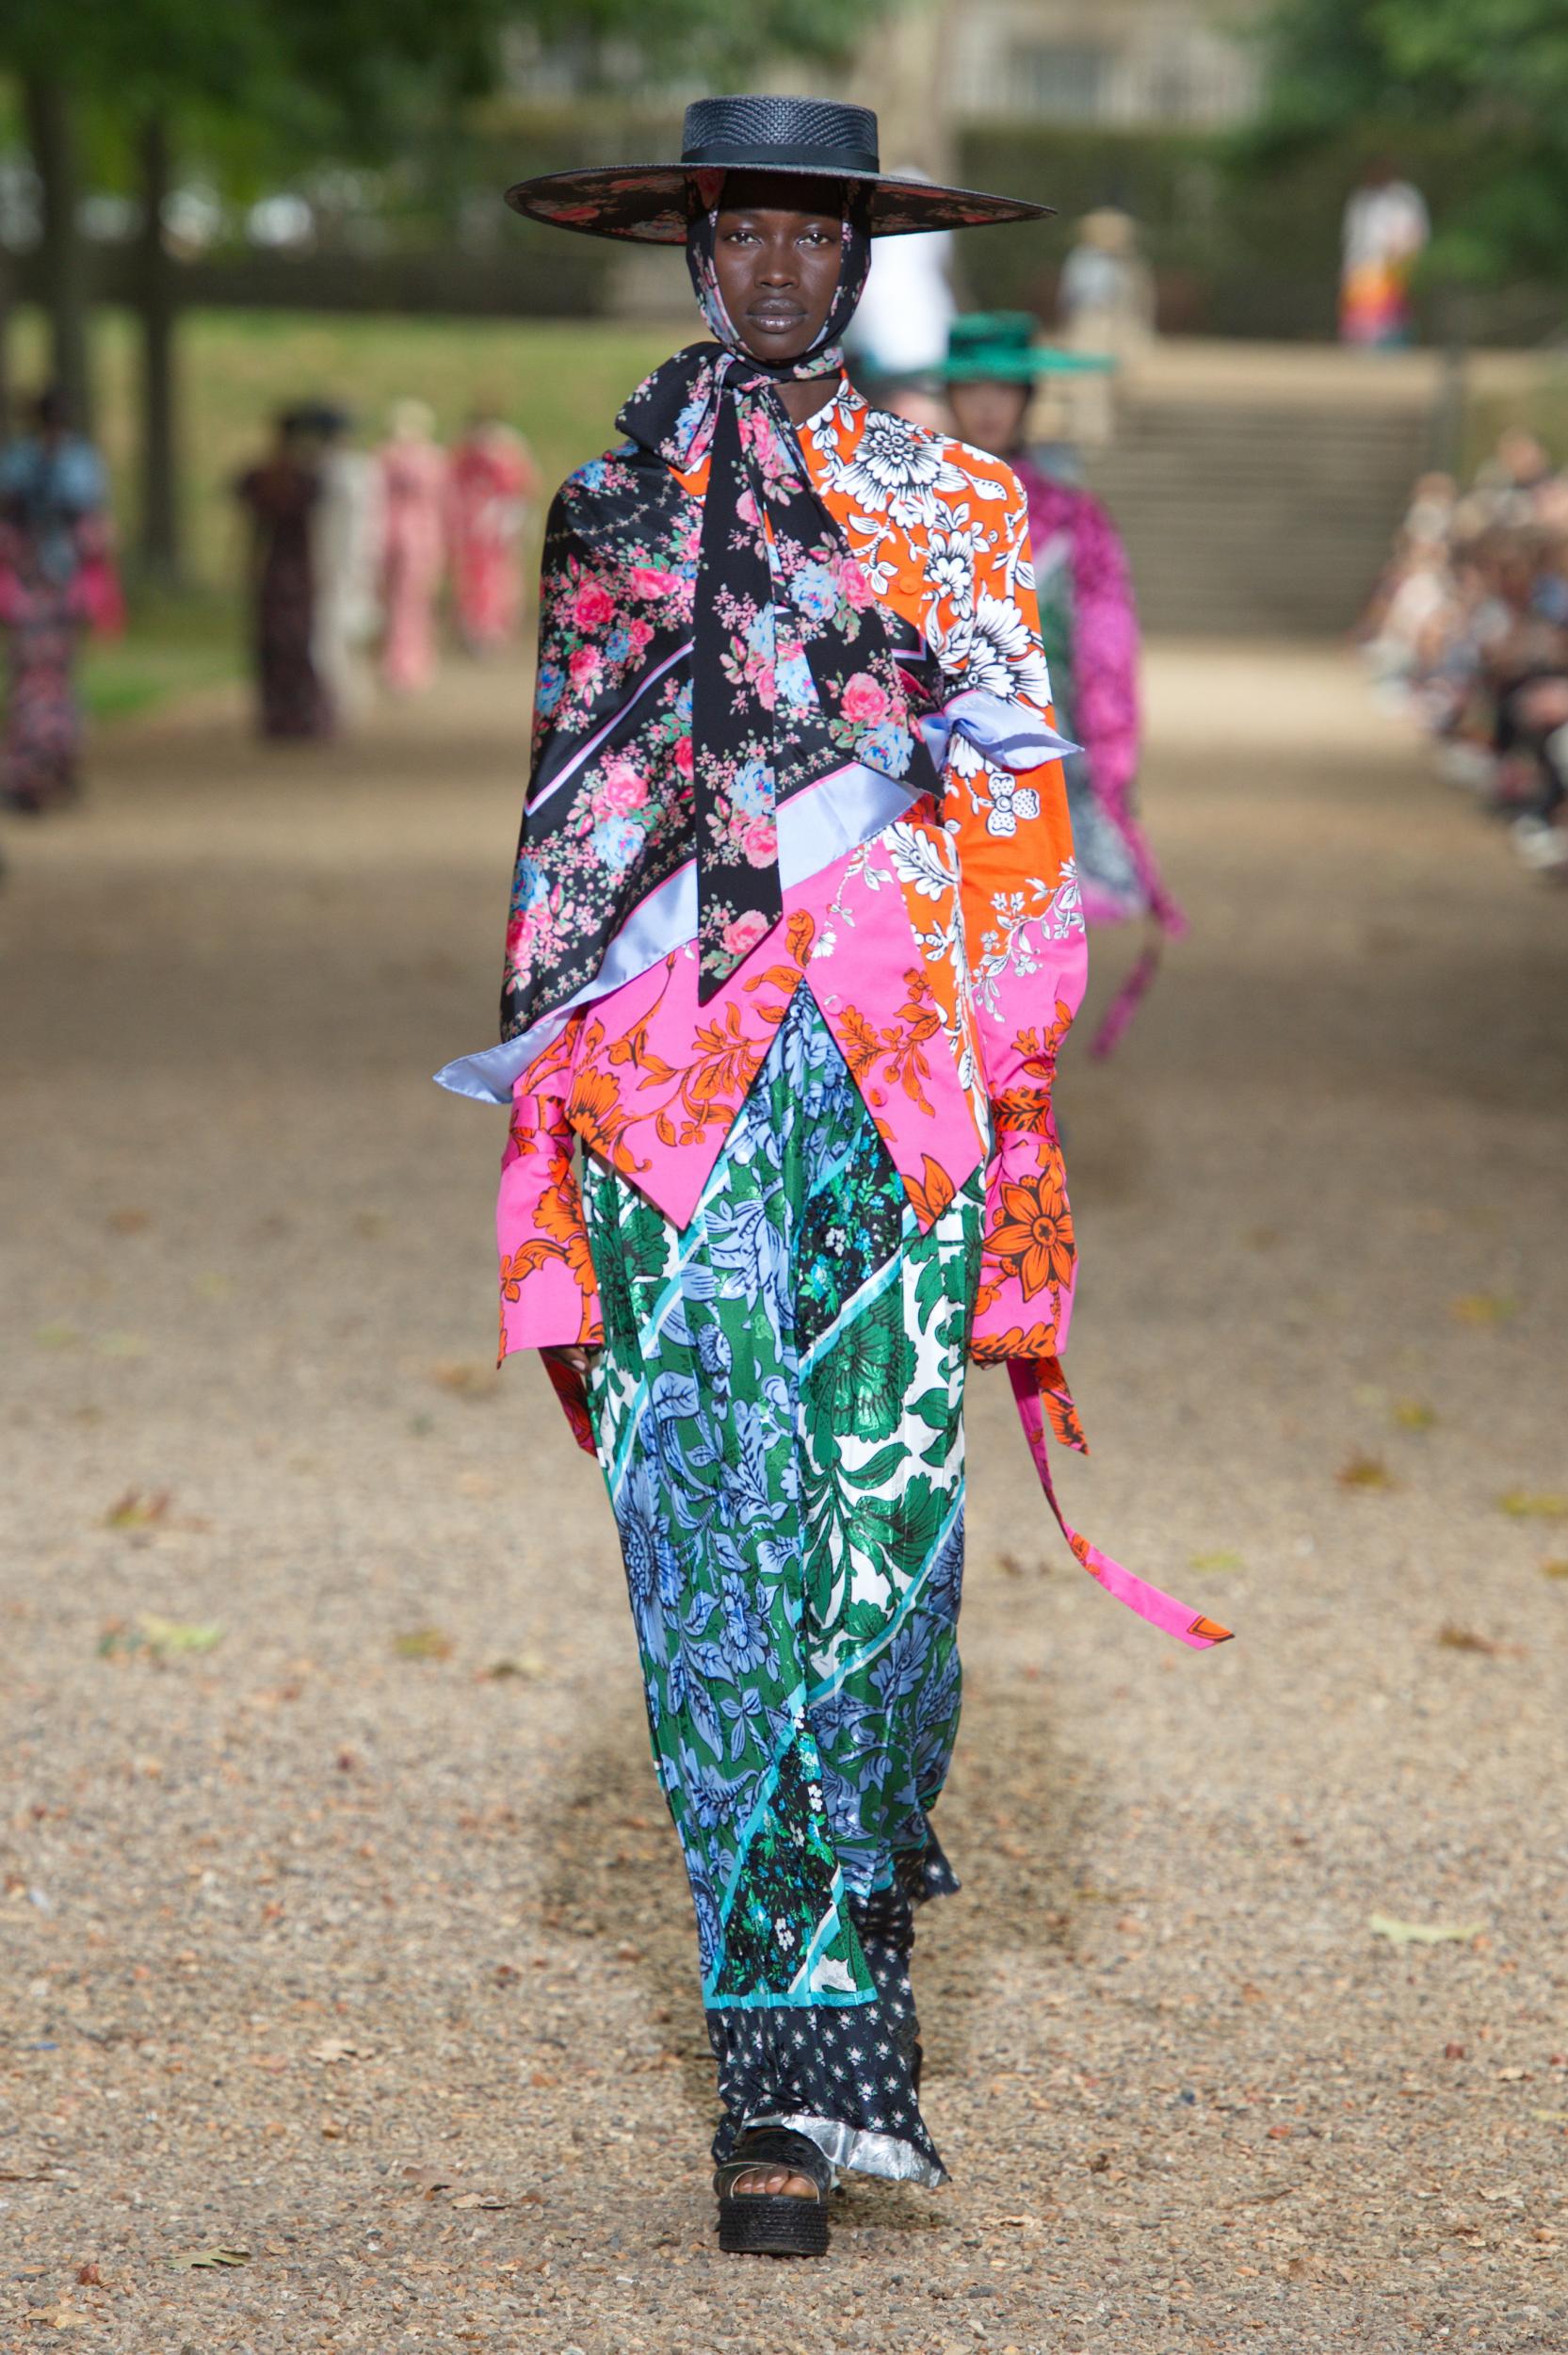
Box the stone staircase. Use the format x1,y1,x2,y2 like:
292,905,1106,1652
1085,395,1437,638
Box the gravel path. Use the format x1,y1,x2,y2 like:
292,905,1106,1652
3,646,1565,2353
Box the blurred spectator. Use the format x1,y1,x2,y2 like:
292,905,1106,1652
308,405,383,727
940,312,1184,1051
1056,208,1152,444
1339,160,1430,349
0,387,115,812
1361,431,1568,876
234,408,330,740
447,410,538,658
378,400,447,694
1470,428,1555,526
881,384,948,432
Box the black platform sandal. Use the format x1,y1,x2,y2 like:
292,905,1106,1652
713,2126,832,2257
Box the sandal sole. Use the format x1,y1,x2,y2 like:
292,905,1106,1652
717,2194,830,2257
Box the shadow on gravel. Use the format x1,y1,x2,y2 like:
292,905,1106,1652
539,1656,1091,2170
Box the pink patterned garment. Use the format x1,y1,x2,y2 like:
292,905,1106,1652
379,438,448,693
447,426,538,653
1017,454,1185,1054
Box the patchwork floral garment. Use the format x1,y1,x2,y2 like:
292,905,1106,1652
586,987,977,2184
439,381,1225,1654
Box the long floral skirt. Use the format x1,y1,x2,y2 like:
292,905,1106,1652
3,604,84,811
582,984,982,2184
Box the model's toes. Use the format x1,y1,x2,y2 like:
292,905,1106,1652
732,2167,816,2199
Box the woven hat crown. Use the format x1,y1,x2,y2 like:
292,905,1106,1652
680,96,881,174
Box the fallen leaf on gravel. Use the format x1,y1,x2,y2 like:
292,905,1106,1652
310,2038,360,2064
1437,1624,1505,1654
108,1208,150,1234
400,2166,510,2206
95,1330,149,1358
136,1614,224,1658
401,2166,457,2198
193,1271,234,1301
1369,1914,1484,1946
1392,1399,1437,1431
1188,1549,1245,1574
1337,1453,1396,1490
1531,2108,1568,2122
394,1627,453,1662
103,1490,171,1531
1541,1561,1568,1581
34,1322,81,1349
74,2266,104,2288
482,1652,546,1681
989,2215,1038,2229
1450,1293,1518,1326
170,2246,251,2270
1497,1491,1568,1520
429,1360,501,1399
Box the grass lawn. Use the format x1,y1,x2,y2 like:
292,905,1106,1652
9,308,682,717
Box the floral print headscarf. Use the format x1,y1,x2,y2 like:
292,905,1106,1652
617,184,937,994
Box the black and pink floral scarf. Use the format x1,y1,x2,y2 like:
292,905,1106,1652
495,187,941,1053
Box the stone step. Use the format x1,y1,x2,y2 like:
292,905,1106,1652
1071,390,1431,634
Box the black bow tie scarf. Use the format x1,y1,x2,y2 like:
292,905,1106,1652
618,198,939,998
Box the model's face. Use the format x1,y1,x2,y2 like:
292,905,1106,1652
711,172,846,364
946,379,1031,457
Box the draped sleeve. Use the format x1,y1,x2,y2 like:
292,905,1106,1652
939,474,1089,1363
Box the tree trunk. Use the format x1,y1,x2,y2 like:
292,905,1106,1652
0,243,13,440
22,77,93,435
137,114,182,585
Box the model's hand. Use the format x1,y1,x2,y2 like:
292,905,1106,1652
542,1343,602,1380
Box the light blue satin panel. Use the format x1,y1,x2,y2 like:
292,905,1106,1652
434,690,1077,1108
434,760,918,1107
919,688,1078,777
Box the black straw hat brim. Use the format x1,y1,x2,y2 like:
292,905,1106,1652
504,163,1053,243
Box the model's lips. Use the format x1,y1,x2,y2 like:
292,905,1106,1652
748,306,805,330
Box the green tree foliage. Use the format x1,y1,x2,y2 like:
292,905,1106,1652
2,0,890,564
1254,0,1568,287
525,0,886,77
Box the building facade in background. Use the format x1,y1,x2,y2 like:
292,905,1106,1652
943,1,1261,131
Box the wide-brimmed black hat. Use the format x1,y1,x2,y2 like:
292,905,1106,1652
505,95,1053,244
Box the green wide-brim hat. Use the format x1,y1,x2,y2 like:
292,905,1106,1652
937,311,1114,382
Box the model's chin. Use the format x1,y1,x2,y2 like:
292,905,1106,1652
740,322,813,363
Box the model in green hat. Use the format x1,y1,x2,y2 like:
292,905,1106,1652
942,313,1186,1054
